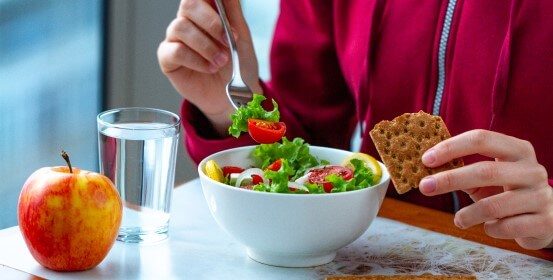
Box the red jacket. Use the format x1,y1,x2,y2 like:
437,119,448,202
182,0,553,212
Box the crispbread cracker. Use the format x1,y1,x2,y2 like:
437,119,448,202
326,274,476,280
369,111,463,194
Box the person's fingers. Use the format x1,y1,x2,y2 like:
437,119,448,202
453,187,550,229
166,17,228,68
158,41,215,74
179,0,230,46
421,129,537,168
419,161,546,195
515,236,553,250
483,213,553,242
463,186,503,202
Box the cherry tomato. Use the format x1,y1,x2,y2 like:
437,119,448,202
251,174,264,185
322,182,334,193
247,119,286,144
266,159,282,171
222,166,245,177
308,166,353,193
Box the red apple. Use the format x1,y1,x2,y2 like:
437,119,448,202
18,151,122,271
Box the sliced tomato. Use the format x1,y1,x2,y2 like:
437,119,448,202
308,165,354,193
222,166,245,177
251,174,264,185
266,159,282,171
247,119,286,144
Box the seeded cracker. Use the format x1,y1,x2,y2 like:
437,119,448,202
369,111,463,194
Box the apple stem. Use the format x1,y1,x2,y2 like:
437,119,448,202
61,150,73,173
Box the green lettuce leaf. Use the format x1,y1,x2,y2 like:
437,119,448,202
325,158,375,193
253,159,296,193
228,93,280,138
304,182,326,194
251,137,325,180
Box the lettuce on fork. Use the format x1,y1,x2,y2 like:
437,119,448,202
228,94,280,138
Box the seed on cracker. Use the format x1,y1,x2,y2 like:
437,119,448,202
369,111,463,194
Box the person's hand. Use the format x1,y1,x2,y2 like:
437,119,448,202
419,129,553,250
157,0,261,135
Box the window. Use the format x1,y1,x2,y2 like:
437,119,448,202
0,0,104,229
242,0,280,80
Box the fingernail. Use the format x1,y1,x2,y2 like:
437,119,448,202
213,52,228,67
208,64,219,73
454,216,464,229
419,176,436,194
422,149,436,165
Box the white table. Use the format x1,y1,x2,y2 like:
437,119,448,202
0,179,552,279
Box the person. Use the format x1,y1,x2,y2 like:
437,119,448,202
157,0,553,250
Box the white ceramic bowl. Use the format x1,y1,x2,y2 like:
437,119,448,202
198,145,390,267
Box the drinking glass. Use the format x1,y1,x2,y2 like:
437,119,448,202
97,107,180,243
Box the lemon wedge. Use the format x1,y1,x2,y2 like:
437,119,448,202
204,160,225,183
342,152,382,184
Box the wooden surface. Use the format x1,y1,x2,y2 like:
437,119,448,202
378,198,553,261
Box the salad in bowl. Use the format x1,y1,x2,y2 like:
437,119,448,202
204,137,382,194
197,94,390,267
204,94,383,195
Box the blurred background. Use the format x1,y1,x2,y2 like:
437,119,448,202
0,0,279,229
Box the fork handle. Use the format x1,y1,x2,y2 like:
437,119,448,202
214,0,244,85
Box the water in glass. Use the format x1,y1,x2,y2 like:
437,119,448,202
99,122,178,243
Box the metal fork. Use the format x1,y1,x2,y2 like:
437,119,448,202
214,0,253,110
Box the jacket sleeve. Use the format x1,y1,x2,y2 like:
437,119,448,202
181,0,355,164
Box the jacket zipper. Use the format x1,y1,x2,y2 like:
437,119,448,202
433,0,458,115
434,0,460,212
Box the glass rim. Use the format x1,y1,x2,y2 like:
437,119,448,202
97,107,181,131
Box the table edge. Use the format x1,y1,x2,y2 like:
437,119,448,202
378,197,553,261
